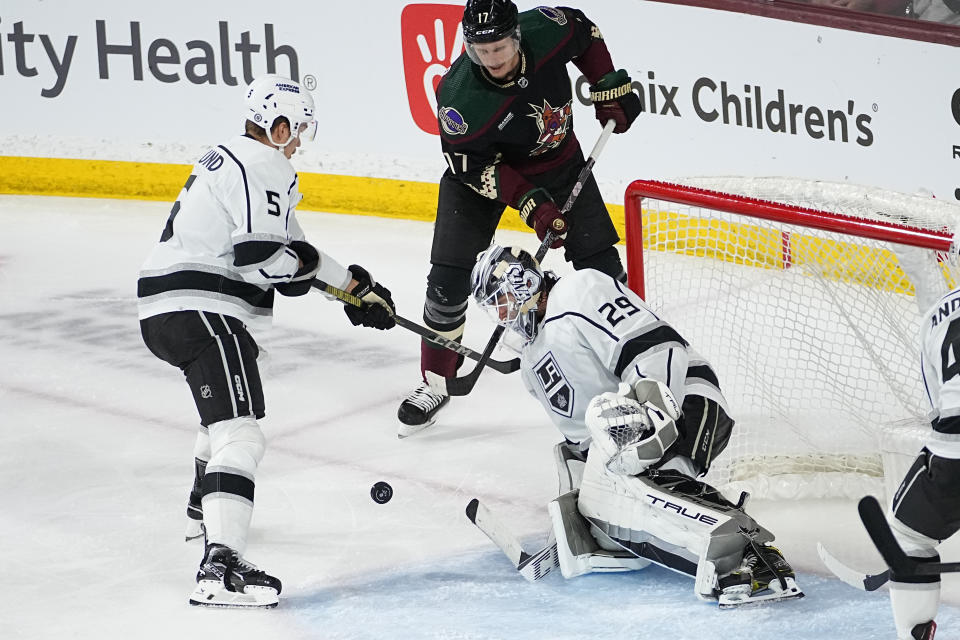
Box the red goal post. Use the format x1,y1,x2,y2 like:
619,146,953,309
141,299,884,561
622,178,959,499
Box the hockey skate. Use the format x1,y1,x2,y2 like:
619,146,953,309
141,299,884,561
397,382,449,438
189,543,282,608
185,489,205,541
717,544,803,608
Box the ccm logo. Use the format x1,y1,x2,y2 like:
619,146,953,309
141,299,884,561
400,4,465,135
647,494,719,526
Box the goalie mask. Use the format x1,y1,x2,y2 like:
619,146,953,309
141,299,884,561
471,244,545,343
244,74,317,148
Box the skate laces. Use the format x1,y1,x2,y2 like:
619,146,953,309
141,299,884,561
405,383,446,411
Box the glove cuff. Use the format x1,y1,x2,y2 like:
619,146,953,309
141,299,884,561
590,69,633,103
517,188,553,227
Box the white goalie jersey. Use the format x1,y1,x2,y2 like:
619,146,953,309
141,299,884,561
137,134,351,331
519,269,729,446
920,287,960,458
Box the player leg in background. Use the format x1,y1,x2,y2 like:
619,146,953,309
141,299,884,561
542,150,625,283
141,311,280,606
186,427,210,541
397,172,504,434
886,449,960,639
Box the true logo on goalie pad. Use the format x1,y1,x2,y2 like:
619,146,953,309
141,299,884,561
534,352,574,418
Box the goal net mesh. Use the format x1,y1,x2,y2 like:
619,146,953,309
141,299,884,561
624,177,960,499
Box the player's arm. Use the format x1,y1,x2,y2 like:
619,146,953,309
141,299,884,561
441,135,567,247
560,7,641,134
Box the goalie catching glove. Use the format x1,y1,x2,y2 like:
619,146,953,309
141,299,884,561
345,265,396,330
585,381,679,476
590,69,642,134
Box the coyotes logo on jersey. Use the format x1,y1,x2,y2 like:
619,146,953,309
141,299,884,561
528,99,573,156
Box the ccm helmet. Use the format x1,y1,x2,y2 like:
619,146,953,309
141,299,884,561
461,0,521,66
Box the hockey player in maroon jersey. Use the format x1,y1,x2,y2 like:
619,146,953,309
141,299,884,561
397,0,643,435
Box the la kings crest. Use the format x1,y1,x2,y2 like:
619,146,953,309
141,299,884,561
534,352,574,418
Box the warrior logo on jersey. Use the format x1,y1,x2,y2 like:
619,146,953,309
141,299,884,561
528,99,572,156
439,106,469,136
536,6,568,25
534,352,574,418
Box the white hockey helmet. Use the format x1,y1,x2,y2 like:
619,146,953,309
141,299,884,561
471,244,546,343
244,74,317,148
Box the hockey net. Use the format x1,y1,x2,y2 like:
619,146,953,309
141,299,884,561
624,177,960,500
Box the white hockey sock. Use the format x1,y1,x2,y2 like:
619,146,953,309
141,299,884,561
193,426,211,463
890,582,939,639
202,417,265,555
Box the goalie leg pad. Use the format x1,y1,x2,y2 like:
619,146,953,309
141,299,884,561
548,489,650,579
578,452,774,597
553,441,588,495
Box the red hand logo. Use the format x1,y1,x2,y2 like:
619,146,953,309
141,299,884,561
401,4,465,135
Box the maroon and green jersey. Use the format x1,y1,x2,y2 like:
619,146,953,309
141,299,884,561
435,6,617,209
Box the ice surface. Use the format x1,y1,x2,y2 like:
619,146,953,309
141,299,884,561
2,195,959,639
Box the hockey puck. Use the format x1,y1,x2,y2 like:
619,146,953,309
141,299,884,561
370,481,393,504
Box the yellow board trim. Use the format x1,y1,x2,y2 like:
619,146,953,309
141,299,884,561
0,155,627,239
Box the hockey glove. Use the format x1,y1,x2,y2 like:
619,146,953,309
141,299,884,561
518,188,567,248
344,265,396,330
590,69,642,134
585,382,679,476
276,240,320,297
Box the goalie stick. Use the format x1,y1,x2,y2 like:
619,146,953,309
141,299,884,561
465,498,559,582
427,119,618,397
859,495,960,576
816,541,890,591
311,279,520,374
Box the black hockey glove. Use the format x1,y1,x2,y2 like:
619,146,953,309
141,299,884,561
344,265,396,330
518,188,567,248
276,240,320,297
590,69,642,134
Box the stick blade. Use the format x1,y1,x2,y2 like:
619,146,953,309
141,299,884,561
466,498,527,568
816,541,889,591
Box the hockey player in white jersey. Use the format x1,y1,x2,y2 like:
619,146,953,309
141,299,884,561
137,74,396,608
877,280,960,639
470,244,803,606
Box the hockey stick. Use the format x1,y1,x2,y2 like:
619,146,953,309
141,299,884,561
816,541,890,591
311,279,520,374
859,495,960,576
465,498,559,582
427,119,618,397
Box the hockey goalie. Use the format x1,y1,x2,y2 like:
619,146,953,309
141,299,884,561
470,244,804,607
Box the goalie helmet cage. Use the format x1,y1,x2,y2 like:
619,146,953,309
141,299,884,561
623,177,960,500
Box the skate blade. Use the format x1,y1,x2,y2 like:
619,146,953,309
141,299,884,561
718,578,804,608
189,581,278,609
397,418,438,439
185,520,205,542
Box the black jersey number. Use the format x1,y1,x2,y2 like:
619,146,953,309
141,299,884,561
160,174,197,242
942,318,960,383
598,296,641,327
266,190,281,216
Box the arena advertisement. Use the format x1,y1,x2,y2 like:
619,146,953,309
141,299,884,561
0,0,957,201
